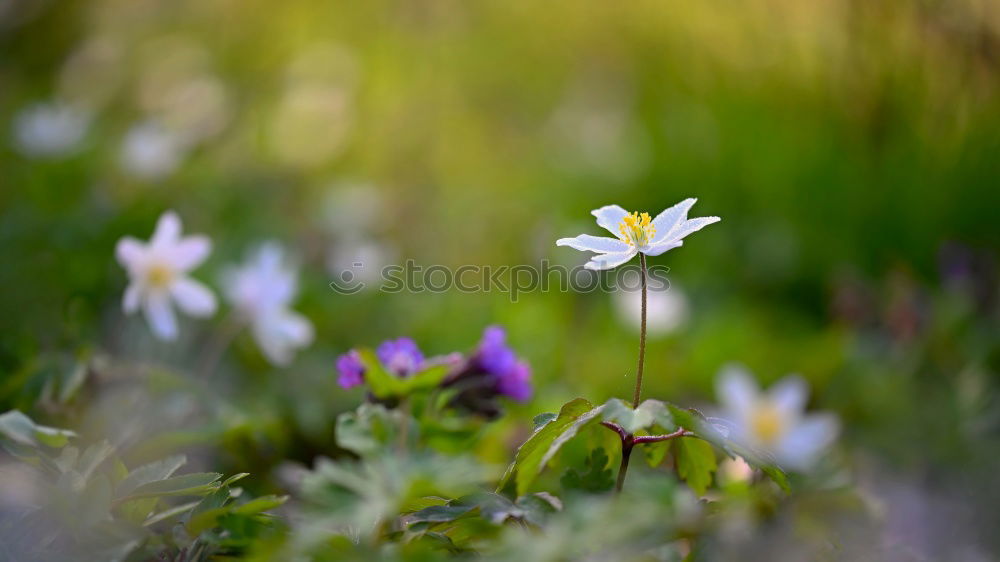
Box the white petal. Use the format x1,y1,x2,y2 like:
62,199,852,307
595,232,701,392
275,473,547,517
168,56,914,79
279,310,314,346
122,283,142,313
651,198,696,243
642,240,683,257
584,249,637,270
556,234,630,254
170,235,212,271
662,216,720,243
716,365,759,421
777,414,839,470
171,278,217,317
591,204,629,236
252,310,313,366
769,375,809,417
144,292,177,340
115,237,145,270
150,211,182,249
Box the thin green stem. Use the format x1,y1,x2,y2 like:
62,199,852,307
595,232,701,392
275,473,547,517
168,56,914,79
632,253,648,408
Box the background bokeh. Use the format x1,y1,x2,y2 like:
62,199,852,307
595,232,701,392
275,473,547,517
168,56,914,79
1,0,999,558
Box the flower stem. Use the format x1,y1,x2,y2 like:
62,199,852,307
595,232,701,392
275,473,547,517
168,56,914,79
632,253,648,408
615,436,634,493
197,312,245,378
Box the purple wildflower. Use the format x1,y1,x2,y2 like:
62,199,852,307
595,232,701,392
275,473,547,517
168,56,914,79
474,325,532,402
336,350,365,389
376,337,424,377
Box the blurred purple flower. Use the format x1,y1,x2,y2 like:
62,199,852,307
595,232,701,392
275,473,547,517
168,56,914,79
473,326,532,401
336,350,365,389
377,337,424,377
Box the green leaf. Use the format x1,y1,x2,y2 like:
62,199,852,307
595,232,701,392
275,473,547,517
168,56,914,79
232,494,288,515
406,504,476,524
532,412,556,430
560,447,614,493
602,398,658,434
674,437,717,495
120,472,222,501
640,426,672,468
116,455,187,498
336,403,416,457
399,364,451,394
356,349,403,398
497,398,604,496
143,500,200,527
0,410,75,448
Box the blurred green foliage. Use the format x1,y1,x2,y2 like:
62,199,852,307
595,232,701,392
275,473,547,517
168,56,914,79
1,0,999,559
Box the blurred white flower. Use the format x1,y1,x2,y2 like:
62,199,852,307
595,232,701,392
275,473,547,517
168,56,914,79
716,366,839,471
12,101,90,158
614,284,689,336
557,198,720,270
119,121,185,180
116,211,217,341
224,242,314,366
326,237,395,287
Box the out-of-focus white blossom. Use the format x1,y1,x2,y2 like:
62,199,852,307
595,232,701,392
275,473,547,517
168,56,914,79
116,211,217,341
614,284,689,336
224,242,314,366
327,237,395,287
717,366,839,471
12,101,90,158
119,121,185,180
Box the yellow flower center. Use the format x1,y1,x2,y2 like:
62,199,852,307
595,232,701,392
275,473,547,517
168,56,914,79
146,263,175,288
749,404,785,446
618,211,656,247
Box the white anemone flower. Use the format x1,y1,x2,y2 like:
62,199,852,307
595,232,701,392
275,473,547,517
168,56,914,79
115,211,217,341
717,366,839,471
556,198,720,270
12,101,90,158
223,242,314,366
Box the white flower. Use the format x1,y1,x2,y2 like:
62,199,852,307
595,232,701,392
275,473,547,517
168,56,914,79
716,366,839,471
223,242,314,366
115,211,217,340
556,198,720,270
12,101,90,158
120,121,185,180
614,284,689,336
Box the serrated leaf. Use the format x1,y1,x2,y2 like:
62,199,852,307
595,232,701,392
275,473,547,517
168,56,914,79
497,398,604,497
561,447,614,493
674,438,717,495
336,403,416,457
121,472,221,501
116,455,187,498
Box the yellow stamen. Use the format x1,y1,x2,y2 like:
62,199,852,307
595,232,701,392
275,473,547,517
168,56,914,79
618,211,656,247
749,404,785,446
147,263,174,288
